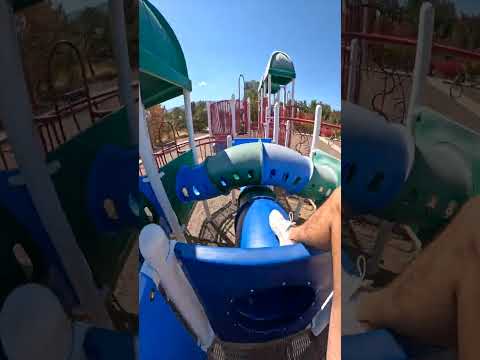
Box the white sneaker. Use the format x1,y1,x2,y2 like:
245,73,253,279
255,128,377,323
342,256,374,335
269,209,295,246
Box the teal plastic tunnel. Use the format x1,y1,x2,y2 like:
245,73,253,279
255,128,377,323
176,142,340,204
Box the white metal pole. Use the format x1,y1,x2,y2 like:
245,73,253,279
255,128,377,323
311,104,323,157
108,0,137,143
183,90,211,218
247,97,251,135
140,224,215,350
407,2,434,132
206,101,212,136
273,102,280,144
266,74,272,138
285,118,291,147
259,86,263,138
0,2,111,326
184,90,199,163
291,79,295,108
226,135,236,202
230,94,236,138
347,38,360,102
139,94,186,242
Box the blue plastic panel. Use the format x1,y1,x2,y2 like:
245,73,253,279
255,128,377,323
235,197,288,249
0,171,77,308
342,330,407,360
232,138,272,146
138,177,172,234
176,163,221,202
139,272,206,360
174,243,332,343
342,102,414,214
261,143,312,193
87,145,139,232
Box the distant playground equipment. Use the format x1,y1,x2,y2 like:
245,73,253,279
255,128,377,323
207,53,341,155
342,2,480,359
138,0,340,358
0,0,138,358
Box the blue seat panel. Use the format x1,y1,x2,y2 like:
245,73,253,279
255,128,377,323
174,243,332,343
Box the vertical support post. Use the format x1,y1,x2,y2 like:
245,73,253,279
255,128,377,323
361,0,369,69
273,102,280,144
108,0,137,143
285,118,291,147
291,79,295,108
0,1,111,326
311,104,322,157
407,3,434,132
140,94,186,242
247,97,251,135
259,87,264,138
347,38,360,103
230,94,236,138
265,74,272,138
226,135,236,202
206,101,212,136
184,90,211,218
183,90,199,164
140,224,215,350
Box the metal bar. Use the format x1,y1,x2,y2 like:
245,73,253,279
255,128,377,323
0,1,111,326
108,0,138,144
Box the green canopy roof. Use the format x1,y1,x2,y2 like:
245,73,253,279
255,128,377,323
140,0,192,108
258,51,296,94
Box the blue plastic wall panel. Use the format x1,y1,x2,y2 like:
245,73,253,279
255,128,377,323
87,145,139,232
235,197,288,248
342,330,407,360
139,272,206,360
138,177,172,234
232,138,272,146
174,243,332,343
176,163,221,202
0,171,78,308
341,102,414,214
261,143,312,193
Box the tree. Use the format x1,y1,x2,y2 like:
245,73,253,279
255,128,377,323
192,101,208,131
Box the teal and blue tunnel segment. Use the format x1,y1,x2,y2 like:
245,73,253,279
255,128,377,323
175,141,341,205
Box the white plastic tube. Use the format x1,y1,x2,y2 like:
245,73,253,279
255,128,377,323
140,224,215,350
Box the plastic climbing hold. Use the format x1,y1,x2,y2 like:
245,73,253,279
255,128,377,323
205,142,263,193
299,149,340,203
261,143,312,193
176,163,221,202
341,102,414,214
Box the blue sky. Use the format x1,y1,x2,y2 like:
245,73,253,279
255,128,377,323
151,0,341,110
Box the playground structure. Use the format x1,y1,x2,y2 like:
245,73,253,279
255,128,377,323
138,0,341,358
342,2,480,359
0,1,138,359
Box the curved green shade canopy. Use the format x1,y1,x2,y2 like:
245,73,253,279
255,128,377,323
140,0,192,108
259,51,296,94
